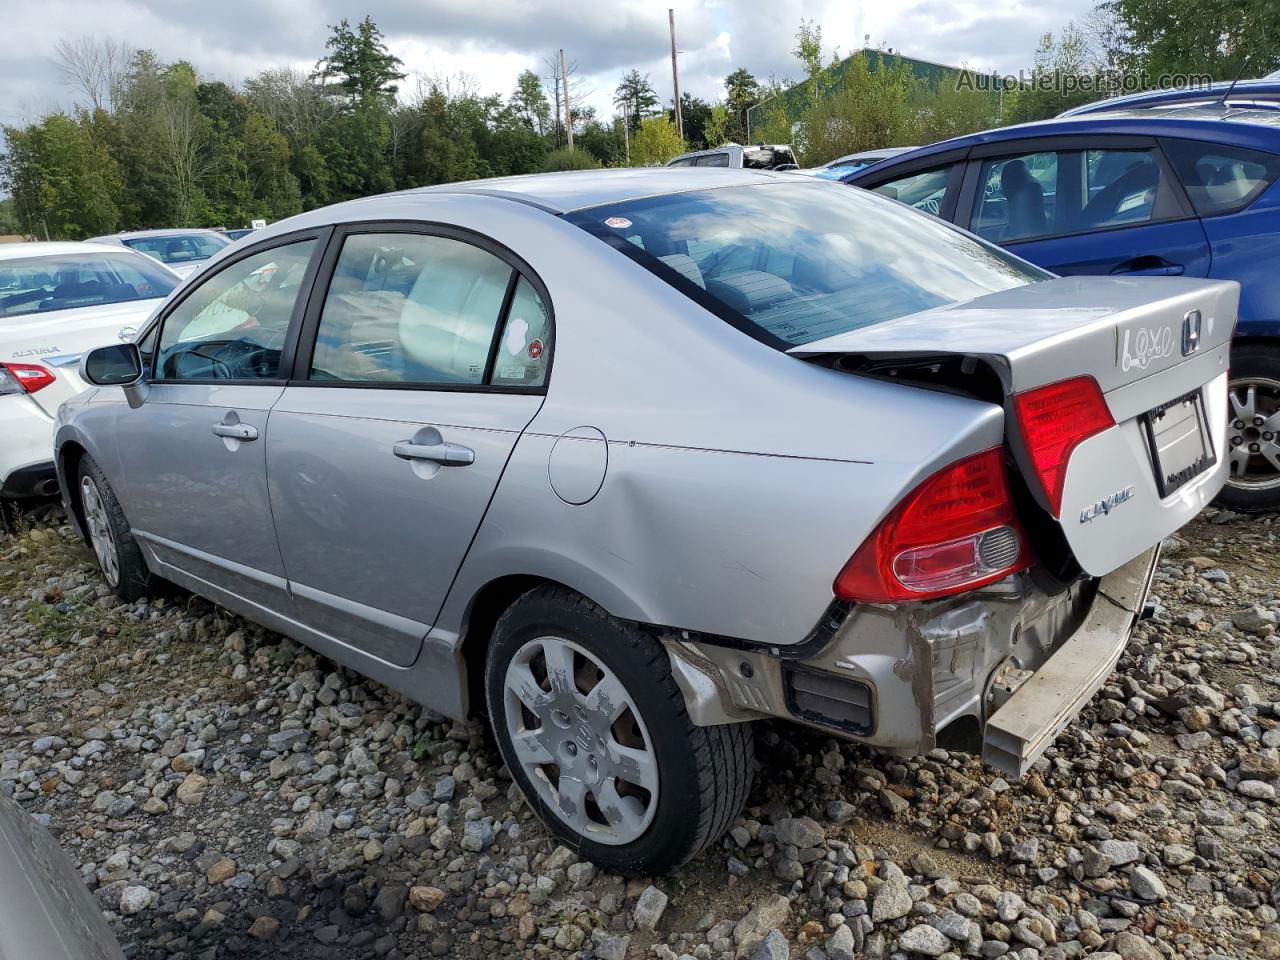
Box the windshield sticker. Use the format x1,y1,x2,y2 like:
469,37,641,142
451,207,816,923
528,338,544,360
505,316,530,356
604,216,632,229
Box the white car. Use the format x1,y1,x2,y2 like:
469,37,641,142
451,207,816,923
85,228,232,279
0,242,179,498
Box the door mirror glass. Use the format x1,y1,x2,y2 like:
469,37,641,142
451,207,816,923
81,343,143,385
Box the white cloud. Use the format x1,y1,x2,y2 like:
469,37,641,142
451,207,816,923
0,0,1095,126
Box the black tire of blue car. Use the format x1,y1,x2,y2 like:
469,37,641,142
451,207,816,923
1217,344,1280,513
484,585,755,874
77,455,151,602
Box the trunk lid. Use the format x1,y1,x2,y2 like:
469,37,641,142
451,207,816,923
791,275,1238,577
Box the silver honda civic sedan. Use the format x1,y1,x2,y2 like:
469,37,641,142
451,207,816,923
56,168,1234,873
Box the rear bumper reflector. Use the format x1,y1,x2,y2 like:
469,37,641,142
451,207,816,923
982,545,1159,777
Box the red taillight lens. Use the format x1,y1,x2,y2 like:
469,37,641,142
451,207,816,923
835,448,1030,603
0,363,56,394
1012,376,1114,517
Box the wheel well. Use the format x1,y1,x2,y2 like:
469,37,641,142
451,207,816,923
458,574,551,720
1231,336,1280,357
58,442,88,537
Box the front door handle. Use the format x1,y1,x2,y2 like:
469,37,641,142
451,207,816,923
393,440,474,466
213,422,258,441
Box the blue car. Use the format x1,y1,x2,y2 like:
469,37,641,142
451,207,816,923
1060,78,1280,117
844,104,1280,510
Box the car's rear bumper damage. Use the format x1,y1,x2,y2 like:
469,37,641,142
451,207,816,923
664,546,1159,777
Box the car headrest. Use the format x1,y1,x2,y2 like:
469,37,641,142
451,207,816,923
657,254,705,289
705,271,793,315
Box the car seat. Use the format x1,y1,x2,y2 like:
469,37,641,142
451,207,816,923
1001,160,1047,239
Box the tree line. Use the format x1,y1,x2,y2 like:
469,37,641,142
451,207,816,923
3,2,1276,241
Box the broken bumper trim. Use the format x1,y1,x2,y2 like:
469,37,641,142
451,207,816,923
981,546,1159,777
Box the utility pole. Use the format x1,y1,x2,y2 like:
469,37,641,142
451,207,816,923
622,101,631,164
560,48,574,149
669,9,683,140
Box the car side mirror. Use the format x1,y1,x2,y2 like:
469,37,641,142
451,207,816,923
80,343,148,408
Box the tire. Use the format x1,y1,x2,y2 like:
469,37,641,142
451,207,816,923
77,455,150,602
1217,343,1280,513
484,585,754,874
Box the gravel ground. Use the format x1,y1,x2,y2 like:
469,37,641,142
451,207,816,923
1,502,1279,960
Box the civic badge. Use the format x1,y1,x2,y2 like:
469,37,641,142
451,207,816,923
1181,310,1201,357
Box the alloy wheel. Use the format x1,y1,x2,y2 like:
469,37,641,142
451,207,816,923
80,476,120,587
1226,377,1280,492
502,635,659,846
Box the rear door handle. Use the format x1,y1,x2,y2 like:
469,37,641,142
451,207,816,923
393,440,474,466
212,422,258,441
1111,256,1184,277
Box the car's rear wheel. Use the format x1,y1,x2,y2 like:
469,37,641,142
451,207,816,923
77,456,150,601
1218,344,1280,512
485,585,753,874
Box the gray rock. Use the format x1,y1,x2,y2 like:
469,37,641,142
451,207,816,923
775,816,825,848
734,894,790,949
1098,839,1140,866
119,885,155,915
1111,932,1161,960
898,924,950,956
267,728,308,752
827,923,856,960
1237,779,1276,800
751,929,789,960
633,884,669,931
1130,865,1168,900
594,934,630,960
872,876,913,923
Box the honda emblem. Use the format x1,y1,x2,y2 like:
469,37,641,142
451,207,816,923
1181,310,1201,356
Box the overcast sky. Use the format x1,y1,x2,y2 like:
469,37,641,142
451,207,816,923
1,0,1093,126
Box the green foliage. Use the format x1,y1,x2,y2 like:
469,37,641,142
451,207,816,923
614,70,660,132
313,16,406,104
1108,0,1280,78
672,93,713,149
793,54,918,163
1007,23,1099,123
541,147,600,172
724,68,760,143
703,104,730,150
630,116,685,166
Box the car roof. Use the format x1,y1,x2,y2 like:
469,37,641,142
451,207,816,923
396,167,794,214
98,227,226,240
0,241,129,261
1061,79,1280,116
827,147,917,165
845,105,1280,179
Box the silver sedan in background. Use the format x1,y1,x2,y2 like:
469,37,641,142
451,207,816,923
85,228,232,279
58,168,1233,873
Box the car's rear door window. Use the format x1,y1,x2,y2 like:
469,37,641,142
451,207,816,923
307,232,551,388
869,166,954,215
1162,139,1280,216
568,181,1046,348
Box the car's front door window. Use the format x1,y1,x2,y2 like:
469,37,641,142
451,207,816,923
971,147,1165,244
155,240,316,381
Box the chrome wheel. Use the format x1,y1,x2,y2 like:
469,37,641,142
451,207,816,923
80,476,120,587
502,635,659,846
1227,377,1280,492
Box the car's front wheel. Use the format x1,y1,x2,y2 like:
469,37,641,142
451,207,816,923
1218,344,1280,512
485,585,754,874
77,455,150,601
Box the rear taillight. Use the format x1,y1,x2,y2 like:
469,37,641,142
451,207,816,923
835,448,1030,603
1012,376,1114,517
0,363,56,395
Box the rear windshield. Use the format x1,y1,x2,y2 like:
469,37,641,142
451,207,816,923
567,181,1048,347
0,253,177,319
124,232,229,264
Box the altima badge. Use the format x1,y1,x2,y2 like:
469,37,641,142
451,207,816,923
1080,485,1136,523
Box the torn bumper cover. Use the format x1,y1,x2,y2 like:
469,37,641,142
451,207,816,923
667,546,1158,778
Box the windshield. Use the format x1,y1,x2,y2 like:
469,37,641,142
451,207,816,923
124,232,230,265
567,181,1048,347
0,253,178,319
